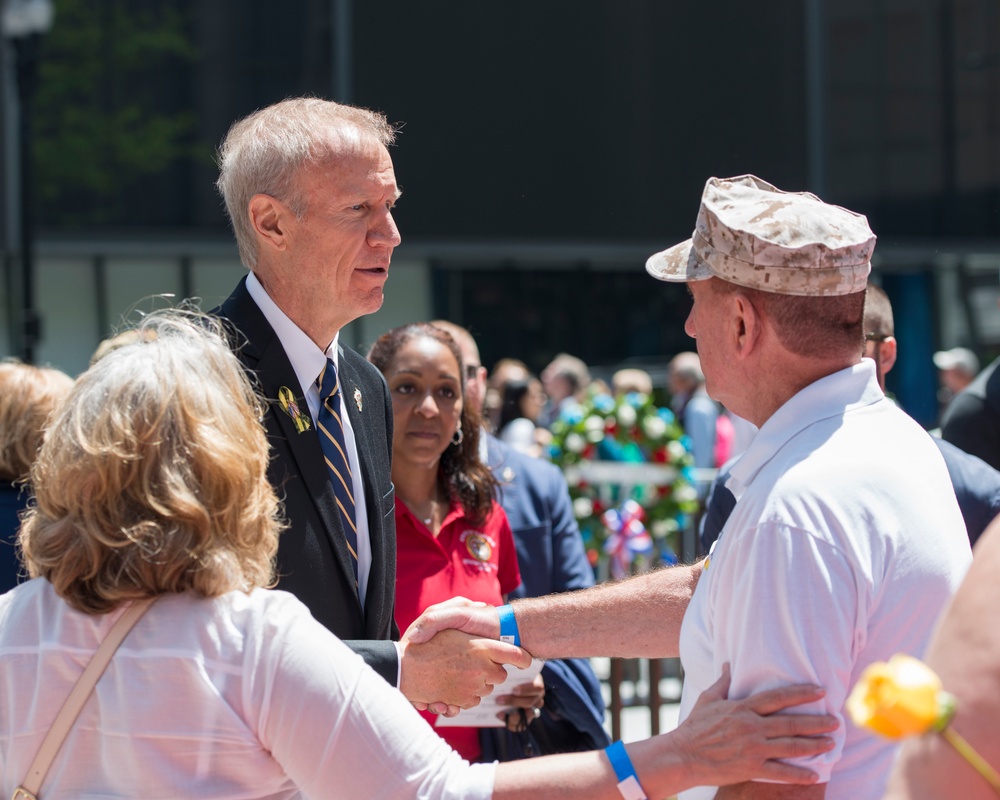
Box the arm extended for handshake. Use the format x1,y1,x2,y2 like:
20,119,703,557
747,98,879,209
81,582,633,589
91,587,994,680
404,563,839,797
405,563,704,659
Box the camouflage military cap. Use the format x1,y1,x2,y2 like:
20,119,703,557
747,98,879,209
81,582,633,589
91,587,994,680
645,174,875,296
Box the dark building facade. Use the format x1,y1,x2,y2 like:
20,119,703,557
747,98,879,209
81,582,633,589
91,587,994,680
2,0,999,425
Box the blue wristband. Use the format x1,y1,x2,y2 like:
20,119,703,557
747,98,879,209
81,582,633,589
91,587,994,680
497,604,520,646
605,740,648,800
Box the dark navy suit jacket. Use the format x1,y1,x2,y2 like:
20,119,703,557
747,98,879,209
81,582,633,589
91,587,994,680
215,277,399,684
934,437,1000,547
488,436,594,600
486,435,609,751
1,481,27,595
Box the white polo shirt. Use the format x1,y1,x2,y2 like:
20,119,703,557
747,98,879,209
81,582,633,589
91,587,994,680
678,360,972,800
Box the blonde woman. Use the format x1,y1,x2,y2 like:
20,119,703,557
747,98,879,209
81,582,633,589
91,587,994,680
0,359,73,592
1,310,836,799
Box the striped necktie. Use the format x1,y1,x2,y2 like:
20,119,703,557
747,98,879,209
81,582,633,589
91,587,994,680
316,358,359,584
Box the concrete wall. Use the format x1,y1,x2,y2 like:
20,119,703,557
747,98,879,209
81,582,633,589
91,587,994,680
1,250,434,377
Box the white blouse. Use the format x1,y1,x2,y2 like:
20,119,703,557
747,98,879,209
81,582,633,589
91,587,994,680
0,580,495,799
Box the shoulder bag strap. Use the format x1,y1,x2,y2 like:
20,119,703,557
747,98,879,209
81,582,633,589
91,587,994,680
13,596,157,800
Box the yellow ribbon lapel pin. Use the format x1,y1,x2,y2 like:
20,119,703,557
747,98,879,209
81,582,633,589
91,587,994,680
277,386,312,433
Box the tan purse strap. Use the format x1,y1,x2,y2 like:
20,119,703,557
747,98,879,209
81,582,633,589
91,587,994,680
13,597,157,800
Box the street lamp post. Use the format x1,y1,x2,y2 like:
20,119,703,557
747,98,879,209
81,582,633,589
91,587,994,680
2,0,54,364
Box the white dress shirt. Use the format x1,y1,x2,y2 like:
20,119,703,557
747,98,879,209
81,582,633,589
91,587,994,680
246,272,373,608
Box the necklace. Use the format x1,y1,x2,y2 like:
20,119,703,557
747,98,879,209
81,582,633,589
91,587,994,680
404,494,439,528
421,497,437,526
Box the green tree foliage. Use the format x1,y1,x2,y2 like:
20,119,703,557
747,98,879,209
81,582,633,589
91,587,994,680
34,0,201,225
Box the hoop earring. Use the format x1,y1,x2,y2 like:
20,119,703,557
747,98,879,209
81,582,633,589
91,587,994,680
451,428,464,447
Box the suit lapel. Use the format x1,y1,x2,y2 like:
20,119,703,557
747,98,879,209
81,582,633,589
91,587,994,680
338,347,390,633
223,282,363,611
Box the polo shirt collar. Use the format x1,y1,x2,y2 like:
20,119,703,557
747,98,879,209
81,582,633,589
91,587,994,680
727,360,883,498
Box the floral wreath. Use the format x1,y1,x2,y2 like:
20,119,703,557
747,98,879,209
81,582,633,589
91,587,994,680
546,389,700,578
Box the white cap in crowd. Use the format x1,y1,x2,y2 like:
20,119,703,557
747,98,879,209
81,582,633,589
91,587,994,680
933,347,980,377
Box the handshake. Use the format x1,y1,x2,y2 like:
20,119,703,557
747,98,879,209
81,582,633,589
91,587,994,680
398,594,839,792
398,597,524,718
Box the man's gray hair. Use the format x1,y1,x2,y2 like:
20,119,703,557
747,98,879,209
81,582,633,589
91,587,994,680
216,97,397,268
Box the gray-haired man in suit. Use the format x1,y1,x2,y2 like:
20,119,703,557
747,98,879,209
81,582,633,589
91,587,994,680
213,97,526,713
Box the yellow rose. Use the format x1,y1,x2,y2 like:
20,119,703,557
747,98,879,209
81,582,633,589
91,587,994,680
849,654,1000,793
847,653,956,739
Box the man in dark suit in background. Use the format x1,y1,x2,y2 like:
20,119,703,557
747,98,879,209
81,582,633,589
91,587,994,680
214,97,525,711
863,284,1000,546
433,320,610,752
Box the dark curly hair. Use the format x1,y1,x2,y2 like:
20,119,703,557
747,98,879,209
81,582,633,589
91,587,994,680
368,323,497,525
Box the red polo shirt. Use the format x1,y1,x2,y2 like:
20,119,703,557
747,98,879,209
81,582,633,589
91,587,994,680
394,497,521,761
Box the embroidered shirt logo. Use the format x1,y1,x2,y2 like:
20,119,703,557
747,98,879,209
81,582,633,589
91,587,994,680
464,532,492,562
459,530,497,572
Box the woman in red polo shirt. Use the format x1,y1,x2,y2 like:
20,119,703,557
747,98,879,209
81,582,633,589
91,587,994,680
368,323,543,762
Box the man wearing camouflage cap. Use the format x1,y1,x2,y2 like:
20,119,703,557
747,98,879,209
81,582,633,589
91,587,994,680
405,176,972,799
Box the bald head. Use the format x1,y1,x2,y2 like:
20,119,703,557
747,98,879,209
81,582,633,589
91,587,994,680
431,320,486,415
613,368,653,396
668,352,704,395
431,320,478,363
862,282,898,392
864,284,894,339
